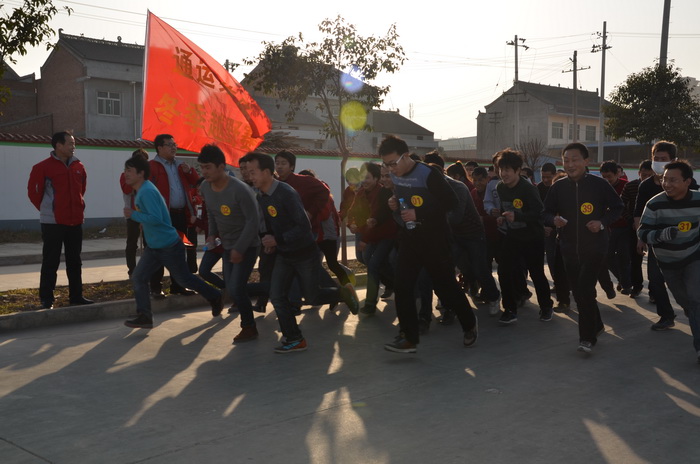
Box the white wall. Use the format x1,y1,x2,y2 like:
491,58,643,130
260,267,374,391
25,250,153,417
0,141,378,230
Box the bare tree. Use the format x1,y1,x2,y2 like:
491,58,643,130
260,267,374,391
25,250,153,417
515,138,548,171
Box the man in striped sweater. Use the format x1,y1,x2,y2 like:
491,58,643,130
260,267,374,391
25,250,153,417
638,160,700,364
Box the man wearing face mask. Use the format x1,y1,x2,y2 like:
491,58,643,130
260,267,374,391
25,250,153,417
634,141,698,331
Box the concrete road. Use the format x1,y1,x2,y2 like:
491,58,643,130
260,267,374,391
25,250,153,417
1,287,699,463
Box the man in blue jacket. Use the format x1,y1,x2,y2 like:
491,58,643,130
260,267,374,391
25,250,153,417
122,155,222,329
543,143,624,354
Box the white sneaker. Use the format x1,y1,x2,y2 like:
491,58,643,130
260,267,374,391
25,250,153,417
488,299,501,316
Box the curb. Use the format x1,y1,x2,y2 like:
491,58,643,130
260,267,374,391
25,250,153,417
1,273,368,331
0,249,125,267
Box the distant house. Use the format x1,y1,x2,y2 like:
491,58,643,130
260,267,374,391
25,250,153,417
0,62,44,134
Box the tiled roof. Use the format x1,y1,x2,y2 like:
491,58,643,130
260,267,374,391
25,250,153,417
253,96,326,126
371,110,433,136
494,81,607,117
58,32,144,66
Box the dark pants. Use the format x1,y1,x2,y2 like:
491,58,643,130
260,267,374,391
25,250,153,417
453,235,500,302
151,209,198,293
497,237,552,313
318,239,352,286
125,218,141,276
551,241,571,305
40,223,84,303
362,238,395,307
199,249,225,289
629,228,644,291
648,251,675,320
607,227,632,290
395,238,476,345
563,253,606,343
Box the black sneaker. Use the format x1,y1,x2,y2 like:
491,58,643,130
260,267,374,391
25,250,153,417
439,309,455,325
630,288,642,298
210,294,224,317
69,296,94,305
463,322,478,347
620,288,631,295
577,340,593,353
125,314,153,329
499,311,517,325
651,318,675,331
380,287,394,299
384,336,417,353
360,304,377,316
554,302,570,313
539,307,553,322
604,287,616,300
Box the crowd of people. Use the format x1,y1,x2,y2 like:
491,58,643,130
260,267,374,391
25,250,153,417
27,132,700,361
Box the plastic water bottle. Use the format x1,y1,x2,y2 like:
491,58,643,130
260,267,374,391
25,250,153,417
399,198,416,230
203,237,221,251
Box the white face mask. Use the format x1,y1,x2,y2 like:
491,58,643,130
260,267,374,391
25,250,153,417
652,160,669,174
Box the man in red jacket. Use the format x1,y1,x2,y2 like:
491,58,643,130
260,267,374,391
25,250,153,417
147,134,201,297
27,131,93,309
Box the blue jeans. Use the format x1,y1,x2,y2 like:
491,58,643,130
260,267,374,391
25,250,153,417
223,247,259,327
132,241,221,318
199,250,225,289
270,250,340,341
661,261,700,352
362,239,395,307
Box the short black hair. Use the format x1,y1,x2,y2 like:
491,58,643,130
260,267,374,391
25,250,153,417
522,167,534,177
664,160,693,180
652,140,677,159
563,142,589,159
378,135,409,157
494,148,524,171
247,152,275,174
298,169,316,177
465,160,479,168
446,162,467,180
275,150,296,170
423,151,445,169
472,166,488,179
365,162,381,179
125,154,150,180
154,134,174,148
639,159,652,171
131,148,149,160
600,160,619,174
540,162,556,174
51,131,73,149
198,144,226,166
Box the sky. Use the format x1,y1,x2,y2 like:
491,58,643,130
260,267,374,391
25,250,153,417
5,0,700,140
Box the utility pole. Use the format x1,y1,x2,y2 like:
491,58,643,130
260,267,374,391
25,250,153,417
506,36,528,146
592,21,611,162
562,50,590,143
659,0,671,68
488,111,502,153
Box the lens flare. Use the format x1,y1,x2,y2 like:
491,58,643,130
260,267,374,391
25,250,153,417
340,101,367,131
340,65,365,94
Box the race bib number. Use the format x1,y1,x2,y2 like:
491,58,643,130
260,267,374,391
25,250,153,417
580,202,594,215
512,199,523,209
411,195,424,207
220,205,231,216
678,221,692,232
267,205,278,217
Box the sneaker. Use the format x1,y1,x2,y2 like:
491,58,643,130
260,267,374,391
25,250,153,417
210,294,224,317
517,294,530,308
418,318,430,335
228,302,238,314
649,295,656,304
439,309,455,325
539,307,553,322
604,287,616,300
499,311,517,325
233,326,258,343
488,299,501,316
125,314,153,329
650,318,675,331
150,291,166,300
380,287,394,299
360,304,377,315
341,283,360,315
620,288,631,296
554,302,570,313
463,322,478,347
274,338,307,353
384,336,417,353
577,340,593,353
251,303,266,313
630,288,642,298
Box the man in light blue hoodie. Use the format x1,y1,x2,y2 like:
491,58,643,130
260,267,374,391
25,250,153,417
122,155,222,329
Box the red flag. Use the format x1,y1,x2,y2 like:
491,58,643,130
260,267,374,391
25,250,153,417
142,12,270,165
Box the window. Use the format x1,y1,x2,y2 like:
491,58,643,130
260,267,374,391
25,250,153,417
568,124,580,140
551,122,564,139
97,91,121,116
585,125,597,142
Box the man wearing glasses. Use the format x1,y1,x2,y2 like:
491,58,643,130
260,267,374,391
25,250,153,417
379,135,478,353
148,134,201,297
